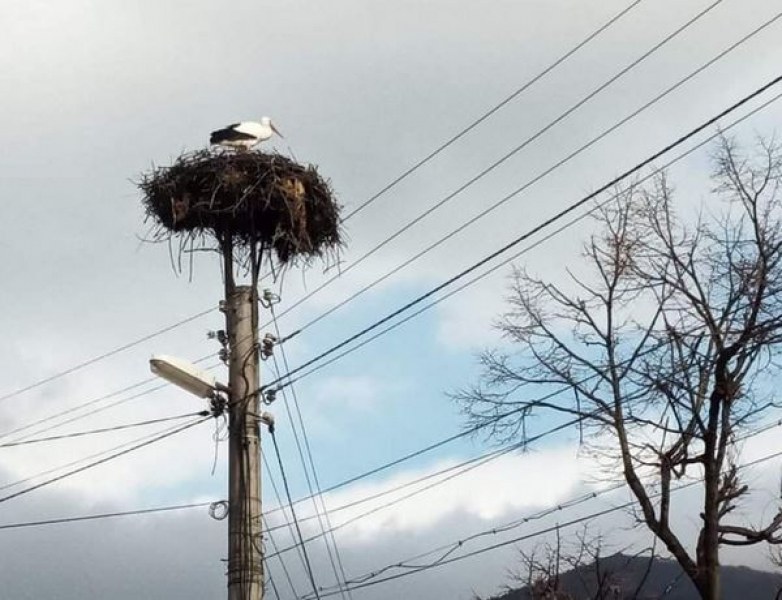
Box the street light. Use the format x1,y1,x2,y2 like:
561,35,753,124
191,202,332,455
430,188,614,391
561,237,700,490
149,354,224,398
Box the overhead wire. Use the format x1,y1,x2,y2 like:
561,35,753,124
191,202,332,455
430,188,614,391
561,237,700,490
0,416,210,506
0,0,644,410
272,85,782,392
270,427,323,600
262,450,315,576
265,339,780,560
0,356,220,446
267,7,782,345
260,327,721,523
262,386,578,529
310,419,782,593
340,0,645,221
0,418,213,495
267,301,353,600
266,563,282,600
0,308,215,406
0,501,215,531
260,0,730,337
303,428,782,598
263,417,582,562
261,326,720,534
0,411,208,448
261,68,782,394
263,514,303,599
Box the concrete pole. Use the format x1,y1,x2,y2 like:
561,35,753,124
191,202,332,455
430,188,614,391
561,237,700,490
225,285,263,600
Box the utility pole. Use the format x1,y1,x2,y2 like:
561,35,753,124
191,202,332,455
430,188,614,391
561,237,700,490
139,137,340,599
225,284,263,600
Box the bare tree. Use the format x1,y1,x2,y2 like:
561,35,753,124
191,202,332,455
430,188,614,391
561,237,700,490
456,136,782,599
505,526,654,600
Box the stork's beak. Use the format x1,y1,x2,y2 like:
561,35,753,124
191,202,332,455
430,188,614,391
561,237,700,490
271,122,284,138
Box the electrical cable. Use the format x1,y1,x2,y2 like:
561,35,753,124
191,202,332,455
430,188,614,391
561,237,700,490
264,514,303,599
264,417,584,561
266,563,282,600
303,435,782,598
262,390,575,529
260,0,733,337
262,449,314,574
0,0,644,410
0,419,212,495
261,69,782,394
262,329,712,523
0,356,220,446
267,8,782,345
341,0,645,221
0,501,214,531
0,309,215,405
262,328,721,533
274,86,782,392
267,302,353,600
0,411,208,448
307,418,782,594
0,416,210,505
270,427,323,600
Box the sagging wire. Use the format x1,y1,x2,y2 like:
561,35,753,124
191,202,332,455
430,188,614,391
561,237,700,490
263,291,353,600
270,426,323,600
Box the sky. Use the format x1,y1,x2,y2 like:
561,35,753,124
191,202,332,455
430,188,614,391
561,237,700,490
1,0,782,598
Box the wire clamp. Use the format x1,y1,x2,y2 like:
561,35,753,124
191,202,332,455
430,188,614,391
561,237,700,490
260,288,281,308
263,388,278,405
258,411,275,433
260,333,277,360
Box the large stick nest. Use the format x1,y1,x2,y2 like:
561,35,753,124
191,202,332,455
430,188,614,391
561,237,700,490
138,150,342,266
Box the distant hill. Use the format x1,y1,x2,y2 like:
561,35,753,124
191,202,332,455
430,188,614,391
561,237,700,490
485,553,781,599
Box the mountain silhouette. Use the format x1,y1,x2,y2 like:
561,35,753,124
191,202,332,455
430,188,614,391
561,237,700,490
485,553,781,599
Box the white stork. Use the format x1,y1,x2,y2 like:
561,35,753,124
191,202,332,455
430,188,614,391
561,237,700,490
209,116,283,150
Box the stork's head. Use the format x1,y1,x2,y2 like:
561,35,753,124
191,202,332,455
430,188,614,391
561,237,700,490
261,116,284,138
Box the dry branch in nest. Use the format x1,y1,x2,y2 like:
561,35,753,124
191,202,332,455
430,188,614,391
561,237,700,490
138,150,343,279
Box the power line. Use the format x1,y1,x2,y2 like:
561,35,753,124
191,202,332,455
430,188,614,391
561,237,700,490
263,514,303,599
267,303,353,600
0,356,219,446
2,418,779,536
269,8,782,346
262,69,782,394
0,377,162,441
262,383,575,523
264,395,574,528
0,416,210,505
0,411,208,448
262,0,728,337
262,329,718,534
0,309,216,405
341,0,645,221
0,1,644,410
0,501,214,531
265,563,282,600
1,420,204,495
276,86,782,392
264,417,585,561
262,331,711,524
270,427,323,600
308,418,782,595
305,437,782,598
262,448,315,577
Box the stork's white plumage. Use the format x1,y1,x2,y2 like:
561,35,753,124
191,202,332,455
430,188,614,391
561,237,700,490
209,116,283,150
